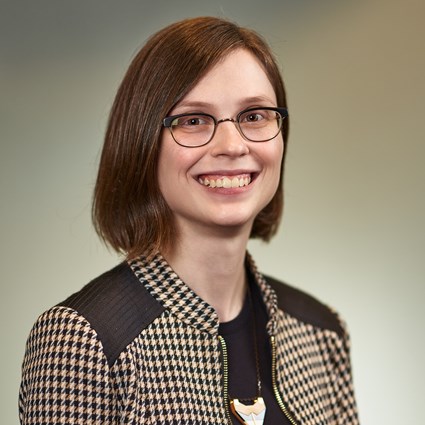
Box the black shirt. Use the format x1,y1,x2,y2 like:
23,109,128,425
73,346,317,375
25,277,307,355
218,279,291,425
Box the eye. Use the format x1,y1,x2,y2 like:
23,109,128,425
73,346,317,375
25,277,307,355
243,112,265,122
239,109,273,125
172,115,211,127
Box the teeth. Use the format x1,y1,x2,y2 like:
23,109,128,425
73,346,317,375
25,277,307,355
198,175,252,188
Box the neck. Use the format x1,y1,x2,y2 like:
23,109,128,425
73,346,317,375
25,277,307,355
162,223,252,323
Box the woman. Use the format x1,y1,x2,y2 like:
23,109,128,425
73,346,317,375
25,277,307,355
19,17,359,425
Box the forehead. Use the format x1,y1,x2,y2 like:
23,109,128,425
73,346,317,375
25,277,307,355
176,48,277,110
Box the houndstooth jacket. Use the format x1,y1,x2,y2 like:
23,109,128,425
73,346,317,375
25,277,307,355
19,253,359,424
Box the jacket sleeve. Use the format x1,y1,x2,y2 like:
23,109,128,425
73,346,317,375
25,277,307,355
19,306,117,424
325,313,360,425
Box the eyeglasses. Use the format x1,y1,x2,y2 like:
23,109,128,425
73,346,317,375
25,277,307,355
163,107,288,148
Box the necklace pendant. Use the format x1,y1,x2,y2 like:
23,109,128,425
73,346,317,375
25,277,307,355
230,397,266,425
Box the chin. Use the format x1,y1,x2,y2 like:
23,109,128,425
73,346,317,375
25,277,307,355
207,211,256,231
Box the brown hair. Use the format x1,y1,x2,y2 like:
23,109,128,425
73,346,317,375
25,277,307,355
92,16,289,259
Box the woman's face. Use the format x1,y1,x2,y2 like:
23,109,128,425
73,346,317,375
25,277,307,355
158,48,284,238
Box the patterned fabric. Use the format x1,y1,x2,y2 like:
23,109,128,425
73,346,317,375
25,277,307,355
19,253,359,424
130,254,219,334
19,308,117,423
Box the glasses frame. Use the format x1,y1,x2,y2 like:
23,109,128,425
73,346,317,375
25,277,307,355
163,106,288,148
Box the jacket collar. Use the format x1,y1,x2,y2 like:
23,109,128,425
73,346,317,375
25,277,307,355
128,252,279,336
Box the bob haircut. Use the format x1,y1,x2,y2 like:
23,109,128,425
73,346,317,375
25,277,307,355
93,16,289,259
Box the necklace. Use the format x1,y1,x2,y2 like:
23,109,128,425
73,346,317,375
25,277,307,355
229,285,266,425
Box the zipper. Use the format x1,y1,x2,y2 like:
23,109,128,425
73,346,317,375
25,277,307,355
270,335,299,425
219,333,299,425
218,335,233,424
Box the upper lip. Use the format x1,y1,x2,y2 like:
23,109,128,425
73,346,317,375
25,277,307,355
196,169,258,177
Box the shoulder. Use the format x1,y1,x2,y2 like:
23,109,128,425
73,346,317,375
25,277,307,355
264,274,345,338
57,263,165,365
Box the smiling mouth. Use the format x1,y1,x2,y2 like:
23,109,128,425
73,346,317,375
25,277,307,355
198,174,253,188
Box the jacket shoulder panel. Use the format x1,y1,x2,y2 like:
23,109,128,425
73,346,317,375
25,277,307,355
264,275,345,338
58,263,165,366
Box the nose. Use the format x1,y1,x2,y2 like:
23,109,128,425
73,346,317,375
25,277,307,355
209,119,249,157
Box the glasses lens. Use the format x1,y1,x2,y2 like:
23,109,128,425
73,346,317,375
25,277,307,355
238,108,283,142
170,114,215,147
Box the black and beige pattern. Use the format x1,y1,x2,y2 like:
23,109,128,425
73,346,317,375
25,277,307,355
19,254,359,424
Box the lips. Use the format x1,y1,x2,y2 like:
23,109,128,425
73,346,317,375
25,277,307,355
198,173,252,188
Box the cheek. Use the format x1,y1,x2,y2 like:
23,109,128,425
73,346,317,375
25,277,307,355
158,136,179,194
266,138,284,195
266,137,284,174
158,134,184,176
158,135,204,190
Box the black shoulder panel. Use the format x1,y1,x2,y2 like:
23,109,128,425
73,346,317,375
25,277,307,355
58,263,165,367
265,275,345,338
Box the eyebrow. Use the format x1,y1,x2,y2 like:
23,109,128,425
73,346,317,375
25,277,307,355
174,96,276,111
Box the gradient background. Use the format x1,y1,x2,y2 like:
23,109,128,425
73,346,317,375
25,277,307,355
1,0,424,423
